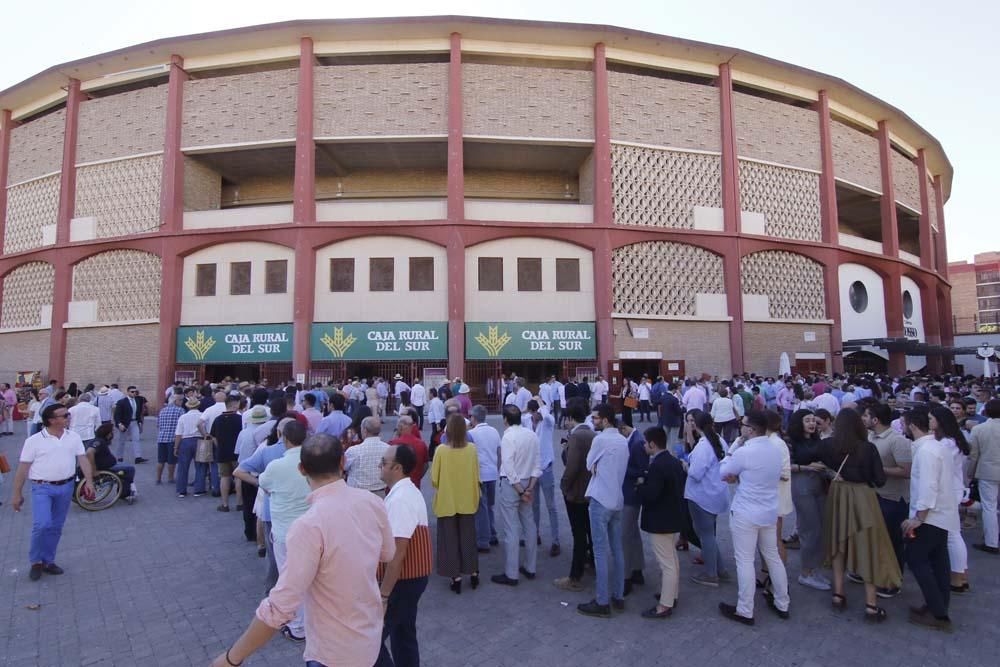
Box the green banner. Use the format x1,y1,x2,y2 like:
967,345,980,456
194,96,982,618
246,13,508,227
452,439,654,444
311,322,447,360
465,322,596,360
176,324,293,363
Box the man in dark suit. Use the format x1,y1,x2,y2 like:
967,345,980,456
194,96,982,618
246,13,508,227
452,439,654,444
661,383,684,443
553,397,596,592
635,426,686,618
114,386,147,464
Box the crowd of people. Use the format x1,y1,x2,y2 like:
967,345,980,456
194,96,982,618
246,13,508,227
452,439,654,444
6,369,1000,665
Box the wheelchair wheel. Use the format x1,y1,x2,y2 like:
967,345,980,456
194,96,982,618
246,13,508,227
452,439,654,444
75,471,122,511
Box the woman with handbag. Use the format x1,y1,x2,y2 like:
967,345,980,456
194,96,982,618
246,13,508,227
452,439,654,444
174,397,208,498
620,377,638,428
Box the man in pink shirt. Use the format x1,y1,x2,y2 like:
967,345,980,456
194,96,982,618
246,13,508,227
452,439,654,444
212,433,395,667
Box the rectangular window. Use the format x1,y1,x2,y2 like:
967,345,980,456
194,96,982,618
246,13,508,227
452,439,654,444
517,258,542,292
977,270,1000,284
556,258,581,292
195,263,216,297
980,297,1000,311
409,257,434,291
981,311,1000,325
977,283,1000,298
329,258,355,292
478,257,503,291
370,258,394,292
265,260,288,294
229,262,251,295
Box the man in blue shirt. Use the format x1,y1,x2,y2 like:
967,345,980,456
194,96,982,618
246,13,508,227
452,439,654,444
317,394,352,439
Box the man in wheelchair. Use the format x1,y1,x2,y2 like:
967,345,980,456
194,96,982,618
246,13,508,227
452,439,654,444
82,423,136,504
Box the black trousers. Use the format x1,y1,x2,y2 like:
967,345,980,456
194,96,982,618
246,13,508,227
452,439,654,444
878,495,908,574
413,407,424,430
638,399,651,422
376,576,428,667
905,522,951,619
621,406,634,427
240,483,258,542
565,498,593,581
552,400,562,428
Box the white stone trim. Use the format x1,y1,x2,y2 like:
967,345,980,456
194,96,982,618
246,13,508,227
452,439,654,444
744,317,835,325
463,135,594,146
75,151,164,169
612,313,733,322
610,140,721,157
63,318,160,329
6,169,61,189
181,139,295,153
736,155,822,176
794,352,827,360
0,325,51,334
833,177,882,197
315,134,448,143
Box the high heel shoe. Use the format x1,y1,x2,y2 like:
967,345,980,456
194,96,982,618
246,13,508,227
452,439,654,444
450,578,462,594
471,573,480,589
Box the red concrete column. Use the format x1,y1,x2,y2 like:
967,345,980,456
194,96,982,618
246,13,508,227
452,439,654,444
723,243,745,374
0,109,12,251
718,63,740,235
292,235,316,379
922,286,943,374
823,257,845,374
447,33,464,224
876,120,899,258
916,149,932,269
593,43,612,229
817,91,839,246
156,239,183,401
446,229,465,380
594,231,614,371
883,265,906,376
160,56,188,233
56,79,84,245
47,260,72,383
294,37,316,225
933,176,949,280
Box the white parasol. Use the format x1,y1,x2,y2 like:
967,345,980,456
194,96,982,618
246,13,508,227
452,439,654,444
778,352,791,377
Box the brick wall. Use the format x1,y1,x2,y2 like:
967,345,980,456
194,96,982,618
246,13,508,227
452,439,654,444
831,119,881,193
891,150,920,212
743,322,831,375
76,85,168,163
64,324,160,405
463,64,593,139
314,64,448,137
950,270,978,333
733,92,820,171
75,155,162,237
608,71,720,152
182,68,298,148
613,318,731,378
3,174,60,253
0,329,51,381
183,158,222,211
7,109,66,185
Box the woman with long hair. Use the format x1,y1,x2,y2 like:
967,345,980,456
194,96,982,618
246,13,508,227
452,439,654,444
710,386,739,444
66,382,80,398
683,410,731,586
930,405,971,593
786,408,830,590
431,413,481,594
803,408,900,622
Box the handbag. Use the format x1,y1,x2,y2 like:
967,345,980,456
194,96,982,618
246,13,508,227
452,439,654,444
623,396,639,409
195,438,215,463
0,453,10,474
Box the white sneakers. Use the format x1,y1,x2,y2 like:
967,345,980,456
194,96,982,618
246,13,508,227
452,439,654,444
798,573,832,591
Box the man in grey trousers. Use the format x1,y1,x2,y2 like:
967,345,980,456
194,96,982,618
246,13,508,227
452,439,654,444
491,405,541,586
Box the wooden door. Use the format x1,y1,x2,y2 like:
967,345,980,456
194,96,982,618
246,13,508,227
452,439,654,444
659,359,686,383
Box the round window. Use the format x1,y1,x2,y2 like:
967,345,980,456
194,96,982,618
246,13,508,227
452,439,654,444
849,281,868,314
903,290,914,319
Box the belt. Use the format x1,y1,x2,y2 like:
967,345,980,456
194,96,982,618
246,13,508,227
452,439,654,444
31,477,74,486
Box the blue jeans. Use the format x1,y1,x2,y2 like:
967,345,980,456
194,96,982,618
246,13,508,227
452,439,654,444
532,465,560,546
375,575,428,667
474,480,497,548
29,481,74,564
688,500,727,577
175,438,206,495
209,463,221,494
589,498,624,605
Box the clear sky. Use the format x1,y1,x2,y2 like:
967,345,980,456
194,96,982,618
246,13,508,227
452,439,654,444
2,0,993,263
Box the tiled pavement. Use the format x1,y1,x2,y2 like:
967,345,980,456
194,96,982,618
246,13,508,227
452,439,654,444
1,417,998,667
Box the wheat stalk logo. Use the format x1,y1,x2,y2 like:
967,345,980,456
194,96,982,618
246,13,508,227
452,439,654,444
320,327,357,358
184,330,216,361
474,326,511,358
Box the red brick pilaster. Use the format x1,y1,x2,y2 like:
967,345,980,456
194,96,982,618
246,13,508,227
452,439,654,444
447,34,466,379
0,110,12,253
916,149,932,269
593,43,614,370
293,37,316,225
160,56,188,233
817,91,839,246
718,63,740,236
933,176,949,280
877,120,899,257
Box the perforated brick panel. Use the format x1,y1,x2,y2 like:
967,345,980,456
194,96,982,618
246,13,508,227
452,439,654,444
608,71,720,151
741,250,826,320
315,64,447,136
830,119,881,193
612,144,721,229
1,261,54,329
738,159,822,241
7,109,66,185
75,155,163,238
463,64,593,139
733,92,820,171
613,241,725,316
182,69,298,147
76,85,168,163
3,174,60,253
891,150,920,212
72,250,161,322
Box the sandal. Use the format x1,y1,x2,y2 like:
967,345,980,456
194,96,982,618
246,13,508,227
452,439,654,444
831,593,847,611
864,603,887,623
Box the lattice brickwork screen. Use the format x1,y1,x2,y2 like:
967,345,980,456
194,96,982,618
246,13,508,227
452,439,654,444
738,160,821,241
75,155,163,238
612,144,722,229
72,250,162,322
613,241,725,316
1,261,54,329
4,174,60,253
741,250,825,320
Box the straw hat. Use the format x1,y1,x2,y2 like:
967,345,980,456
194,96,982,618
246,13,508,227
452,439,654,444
185,397,201,409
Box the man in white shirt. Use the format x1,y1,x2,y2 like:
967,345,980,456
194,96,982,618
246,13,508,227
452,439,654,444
409,380,426,430
969,399,1000,554
902,407,957,631
718,410,790,625
552,377,565,428
524,400,560,556
470,405,501,551
199,391,228,495
174,398,208,497
682,380,707,413
492,405,541,586
813,387,840,417
344,417,390,496
68,393,102,445
512,379,532,412
590,376,608,409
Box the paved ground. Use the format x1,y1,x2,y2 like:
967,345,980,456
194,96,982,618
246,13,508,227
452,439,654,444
1,416,996,667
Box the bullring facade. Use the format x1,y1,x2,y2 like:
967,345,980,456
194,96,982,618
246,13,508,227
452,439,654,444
0,16,954,407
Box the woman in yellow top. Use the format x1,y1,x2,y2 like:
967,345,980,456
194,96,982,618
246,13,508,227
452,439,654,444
432,413,481,594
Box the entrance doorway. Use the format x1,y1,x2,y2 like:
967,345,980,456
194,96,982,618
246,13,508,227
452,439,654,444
204,364,261,383
844,351,888,374
621,360,658,384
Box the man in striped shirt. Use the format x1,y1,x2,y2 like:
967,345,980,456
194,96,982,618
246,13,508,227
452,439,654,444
378,444,432,667
155,395,185,485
